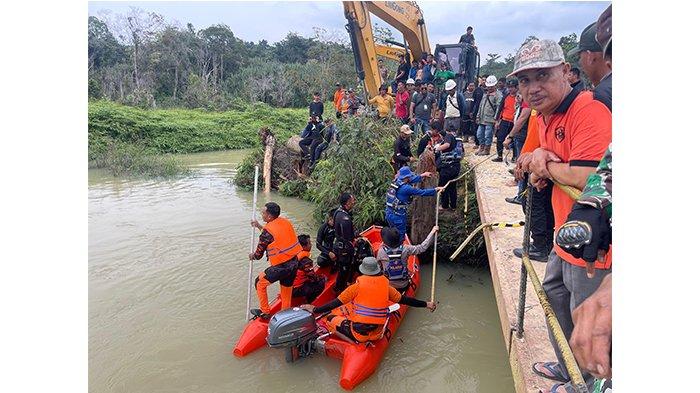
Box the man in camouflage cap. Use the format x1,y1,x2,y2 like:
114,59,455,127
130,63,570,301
512,38,612,393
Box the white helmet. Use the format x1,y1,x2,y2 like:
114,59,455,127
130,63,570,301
406,78,415,85
445,79,457,90
485,75,498,87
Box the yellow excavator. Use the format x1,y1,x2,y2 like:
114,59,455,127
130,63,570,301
342,1,480,99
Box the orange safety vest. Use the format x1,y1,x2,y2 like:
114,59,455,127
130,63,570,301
263,217,302,266
334,89,345,110
292,250,312,287
349,275,391,326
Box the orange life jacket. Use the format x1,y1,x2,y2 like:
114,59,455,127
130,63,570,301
263,217,302,266
292,250,313,288
349,275,391,326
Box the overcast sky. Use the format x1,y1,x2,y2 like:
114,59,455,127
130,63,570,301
88,1,611,60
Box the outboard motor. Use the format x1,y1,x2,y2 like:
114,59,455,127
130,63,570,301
267,307,322,363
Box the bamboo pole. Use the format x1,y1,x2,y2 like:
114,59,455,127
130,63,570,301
245,166,260,321
430,191,440,302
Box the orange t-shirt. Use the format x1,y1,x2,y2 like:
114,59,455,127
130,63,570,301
537,90,612,269
521,109,540,153
501,95,517,122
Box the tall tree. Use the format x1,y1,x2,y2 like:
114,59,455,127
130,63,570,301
88,16,125,71
102,7,164,89
274,33,314,63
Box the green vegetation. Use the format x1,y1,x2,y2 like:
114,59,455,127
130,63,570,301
89,100,307,159
90,140,190,178
232,116,486,265
307,116,397,227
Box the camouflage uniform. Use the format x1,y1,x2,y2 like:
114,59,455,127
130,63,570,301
577,144,612,221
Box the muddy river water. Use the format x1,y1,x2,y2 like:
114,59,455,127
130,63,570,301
88,150,514,392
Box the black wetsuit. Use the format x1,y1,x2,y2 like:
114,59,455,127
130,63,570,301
332,206,356,292
316,222,336,268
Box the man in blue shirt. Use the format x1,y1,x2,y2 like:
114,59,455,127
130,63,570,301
422,54,436,84
385,166,444,241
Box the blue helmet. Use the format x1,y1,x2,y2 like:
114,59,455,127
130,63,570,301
397,166,414,181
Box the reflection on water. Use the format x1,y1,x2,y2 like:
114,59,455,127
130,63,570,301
89,149,513,392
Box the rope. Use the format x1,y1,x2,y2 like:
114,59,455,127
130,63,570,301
553,180,582,201
515,185,534,338
520,254,589,393
449,221,525,261
461,153,587,391
430,152,494,301
513,185,588,392
442,153,496,189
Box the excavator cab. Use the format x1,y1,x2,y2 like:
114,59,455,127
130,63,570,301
434,43,480,93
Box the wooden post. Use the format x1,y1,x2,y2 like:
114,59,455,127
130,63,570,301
409,149,438,244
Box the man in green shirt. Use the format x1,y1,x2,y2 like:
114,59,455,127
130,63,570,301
434,62,455,91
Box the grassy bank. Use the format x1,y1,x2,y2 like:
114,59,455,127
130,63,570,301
88,99,312,177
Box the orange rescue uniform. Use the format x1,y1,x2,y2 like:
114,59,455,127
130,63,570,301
255,217,302,314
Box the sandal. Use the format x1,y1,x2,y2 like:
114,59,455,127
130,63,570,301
539,382,568,393
532,362,569,383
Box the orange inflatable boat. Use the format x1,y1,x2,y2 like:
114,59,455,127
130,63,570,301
232,265,338,357
264,226,422,390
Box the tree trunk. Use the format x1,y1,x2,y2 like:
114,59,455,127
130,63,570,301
173,66,178,98
263,134,275,193
410,149,438,244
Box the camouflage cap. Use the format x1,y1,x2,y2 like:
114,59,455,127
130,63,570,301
596,5,612,55
508,39,565,77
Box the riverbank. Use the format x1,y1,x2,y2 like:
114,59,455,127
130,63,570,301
88,100,320,176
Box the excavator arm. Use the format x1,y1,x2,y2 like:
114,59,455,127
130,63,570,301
374,44,406,62
343,1,431,99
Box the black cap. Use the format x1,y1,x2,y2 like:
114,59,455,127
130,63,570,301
506,79,518,87
568,22,602,56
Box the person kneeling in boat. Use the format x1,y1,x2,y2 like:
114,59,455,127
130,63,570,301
291,234,326,303
249,202,303,319
385,166,443,241
377,225,438,293
300,257,436,343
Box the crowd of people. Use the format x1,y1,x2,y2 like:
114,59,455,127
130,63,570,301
259,10,613,392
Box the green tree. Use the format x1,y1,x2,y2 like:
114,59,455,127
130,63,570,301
88,16,125,71
559,33,579,65
274,33,315,63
